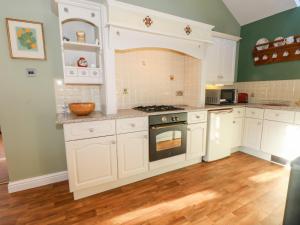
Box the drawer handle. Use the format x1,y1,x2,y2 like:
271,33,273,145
111,140,116,145
89,128,95,133
196,115,201,119
130,123,136,128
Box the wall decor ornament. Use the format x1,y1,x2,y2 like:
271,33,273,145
143,16,153,27
184,25,192,35
6,18,46,60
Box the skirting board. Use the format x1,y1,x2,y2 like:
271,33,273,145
8,171,68,193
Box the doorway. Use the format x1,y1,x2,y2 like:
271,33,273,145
0,129,9,184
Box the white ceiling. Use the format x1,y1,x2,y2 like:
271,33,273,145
222,0,300,26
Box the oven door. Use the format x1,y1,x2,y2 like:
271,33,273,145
149,123,187,162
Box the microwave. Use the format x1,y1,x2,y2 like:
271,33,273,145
205,89,237,105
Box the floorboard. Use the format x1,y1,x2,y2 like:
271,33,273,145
0,152,289,225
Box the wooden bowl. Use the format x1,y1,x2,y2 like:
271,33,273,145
69,103,95,116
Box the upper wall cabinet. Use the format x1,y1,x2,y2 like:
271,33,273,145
55,0,104,84
205,34,240,85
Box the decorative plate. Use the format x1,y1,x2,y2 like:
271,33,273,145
256,38,269,51
274,37,285,47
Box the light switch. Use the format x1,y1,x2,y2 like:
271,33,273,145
26,68,37,77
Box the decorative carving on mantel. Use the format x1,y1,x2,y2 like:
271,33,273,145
143,16,153,28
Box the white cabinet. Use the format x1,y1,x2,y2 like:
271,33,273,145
186,123,207,160
65,136,117,192
243,118,263,150
232,117,244,148
261,120,300,160
205,37,237,85
117,131,149,178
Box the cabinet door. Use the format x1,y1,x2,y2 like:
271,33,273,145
65,136,117,192
232,118,244,148
205,37,221,83
261,121,300,160
117,131,149,178
187,123,207,160
243,118,263,150
220,39,236,84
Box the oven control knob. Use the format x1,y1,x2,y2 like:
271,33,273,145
161,116,168,122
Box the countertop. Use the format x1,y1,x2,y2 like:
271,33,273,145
56,104,300,124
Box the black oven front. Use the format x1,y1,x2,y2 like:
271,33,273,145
149,113,187,162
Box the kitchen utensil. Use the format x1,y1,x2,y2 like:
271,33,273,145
69,103,95,116
274,37,285,47
283,51,289,57
256,38,269,51
272,53,278,58
238,93,248,103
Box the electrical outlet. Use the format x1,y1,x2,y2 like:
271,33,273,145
26,68,37,77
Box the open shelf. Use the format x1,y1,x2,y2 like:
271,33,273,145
63,41,101,51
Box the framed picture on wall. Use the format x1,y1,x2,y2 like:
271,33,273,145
6,18,46,60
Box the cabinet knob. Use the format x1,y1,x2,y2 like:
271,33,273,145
89,128,95,133
116,31,120,36
91,12,95,18
131,123,136,128
233,121,236,124
111,140,116,145
64,8,69,13
276,113,279,117
196,115,201,119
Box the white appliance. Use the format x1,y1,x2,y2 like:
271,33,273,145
204,109,234,162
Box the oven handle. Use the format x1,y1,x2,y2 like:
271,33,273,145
150,123,187,130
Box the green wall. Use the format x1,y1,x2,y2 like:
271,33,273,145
238,7,300,82
0,0,239,182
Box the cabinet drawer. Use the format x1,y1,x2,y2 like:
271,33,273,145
295,112,300,125
116,117,148,134
65,67,77,77
264,109,295,123
64,120,116,141
245,108,264,119
78,68,89,77
188,111,207,124
232,107,245,118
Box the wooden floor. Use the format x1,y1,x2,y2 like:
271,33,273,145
0,152,289,225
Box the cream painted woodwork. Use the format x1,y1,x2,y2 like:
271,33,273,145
243,118,263,150
232,118,244,148
264,109,295,123
232,107,245,148
117,131,149,178
186,123,207,160
295,112,300,125
187,111,207,124
63,120,115,141
205,37,237,85
261,120,300,160
245,107,264,119
55,0,105,84
116,117,148,134
107,0,214,44
65,135,117,192
232,107,246,118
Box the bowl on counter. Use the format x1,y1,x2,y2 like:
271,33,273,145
69,102,95,116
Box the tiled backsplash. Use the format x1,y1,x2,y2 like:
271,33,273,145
54,79,101,113
115,48,202,109
234,79,300,105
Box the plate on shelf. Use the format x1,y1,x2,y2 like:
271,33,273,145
256,38,269,51
274,37,285,47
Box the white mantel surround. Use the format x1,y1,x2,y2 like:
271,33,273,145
102,0,215,114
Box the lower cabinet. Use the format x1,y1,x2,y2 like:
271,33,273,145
117,131,149,178
243,118,263,150
232,117,244,148
261,120,300,160
186,123,207,160
65,135,118,192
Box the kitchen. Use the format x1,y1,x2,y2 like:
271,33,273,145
1,0,300,224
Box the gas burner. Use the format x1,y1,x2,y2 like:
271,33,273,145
133,105,184,113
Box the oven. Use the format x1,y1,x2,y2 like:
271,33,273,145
149,113,187,162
